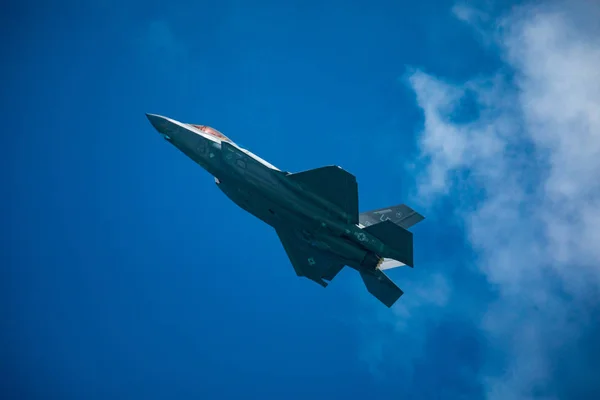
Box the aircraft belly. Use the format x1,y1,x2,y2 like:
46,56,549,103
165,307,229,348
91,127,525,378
215,179,283,226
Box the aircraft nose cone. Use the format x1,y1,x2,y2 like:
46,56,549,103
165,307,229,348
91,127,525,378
146,113,174,140
145,113,164,130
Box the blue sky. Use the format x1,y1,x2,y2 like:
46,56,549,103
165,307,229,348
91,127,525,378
3,1,600,399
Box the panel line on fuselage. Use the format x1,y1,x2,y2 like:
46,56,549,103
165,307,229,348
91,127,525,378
182,121,280,171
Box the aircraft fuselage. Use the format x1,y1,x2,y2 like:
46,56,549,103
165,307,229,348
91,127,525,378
146,114,387,271
146,113,421,307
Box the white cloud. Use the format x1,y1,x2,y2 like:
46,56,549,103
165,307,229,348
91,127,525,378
390,273,451,329
358,273,451,377
408,2,600,398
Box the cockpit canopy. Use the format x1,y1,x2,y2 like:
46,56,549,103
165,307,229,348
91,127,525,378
188,124,232,142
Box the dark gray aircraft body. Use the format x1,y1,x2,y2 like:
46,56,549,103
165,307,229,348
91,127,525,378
146,114,424,307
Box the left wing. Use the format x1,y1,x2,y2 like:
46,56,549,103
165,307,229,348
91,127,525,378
286,166,359,224
276,229,345,287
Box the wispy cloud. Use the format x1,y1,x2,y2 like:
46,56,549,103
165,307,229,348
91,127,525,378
358,273,452,379
408,2,600,398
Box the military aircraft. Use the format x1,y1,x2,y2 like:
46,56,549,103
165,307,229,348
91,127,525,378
146,114,424,307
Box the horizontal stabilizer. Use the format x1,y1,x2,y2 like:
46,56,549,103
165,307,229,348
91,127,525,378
363,220,414,267
287,166,359,224
359,204,424,230
360,270,403,308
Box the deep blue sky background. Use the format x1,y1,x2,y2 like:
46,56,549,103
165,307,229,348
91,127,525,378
1,1,520,399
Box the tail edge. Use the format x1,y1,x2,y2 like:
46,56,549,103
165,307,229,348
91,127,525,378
360,270,403,307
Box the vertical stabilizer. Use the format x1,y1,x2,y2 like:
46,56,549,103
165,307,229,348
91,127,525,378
359,204,424,230
362,220,414,267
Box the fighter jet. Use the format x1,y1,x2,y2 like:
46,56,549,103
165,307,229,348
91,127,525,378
146,114,424,307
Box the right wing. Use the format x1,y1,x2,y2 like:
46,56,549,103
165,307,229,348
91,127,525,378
276,229,346,287
359,203,424,230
